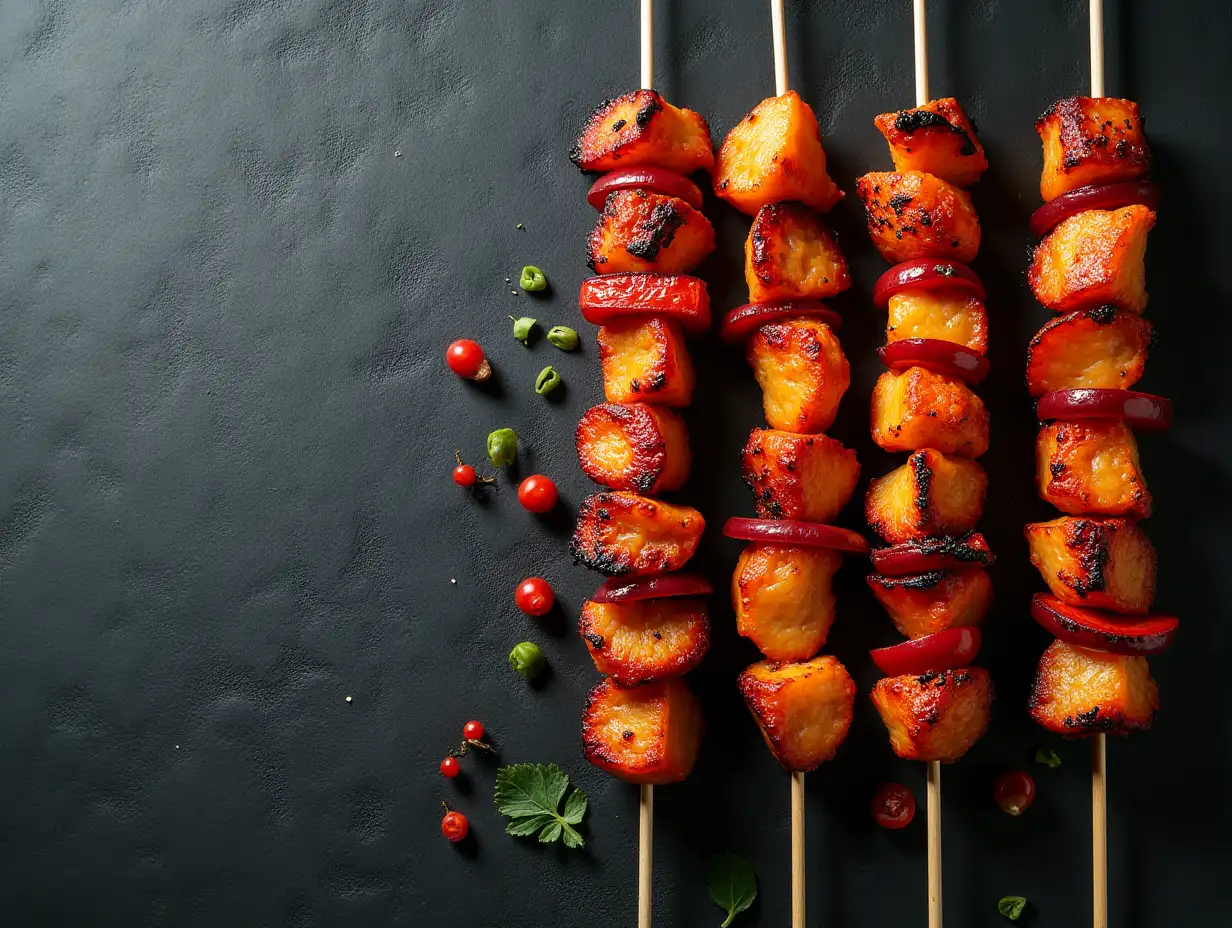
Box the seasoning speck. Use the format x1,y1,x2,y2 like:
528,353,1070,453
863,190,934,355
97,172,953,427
451,578,457,584
394,150,402,158
516,223,524,229
345,696,353,703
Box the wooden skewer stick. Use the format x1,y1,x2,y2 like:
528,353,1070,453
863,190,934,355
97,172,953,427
913,0,929,106
640,0,654,90
927,761,943,927
1089,0,1105,98
791,771,805,928
770,0,788,96
639,783,653,928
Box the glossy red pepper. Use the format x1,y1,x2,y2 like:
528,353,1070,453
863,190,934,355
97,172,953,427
872,258,985,308
579,273,711,335
719,300,843,344
869,627,982,676
586,167,705,211
1036,388,1172,431
722,518,869,555
878,337,990,386
591,573,713,603
870,532,995,577
1029,593,1179,656
1029,180,1161,238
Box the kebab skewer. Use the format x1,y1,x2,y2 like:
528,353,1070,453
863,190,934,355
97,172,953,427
1022,4,1177,926
712,4,866,924
854,3,994,925
568,5,718,927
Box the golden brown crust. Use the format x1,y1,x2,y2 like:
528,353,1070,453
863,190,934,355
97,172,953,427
1025,306,1153,396
748,318,850,434
1036,420,1151,518
570,89,715,175
745,202,851,302
570,491,704,576
870,367,989,458
1028,640,1158,736
582,677,704,784
1028,205,1155,314
575,403,691,494
1036,96,1150,201
865,449,987,543
1025,516,1156,615
873,97,988,187
586,189,715,274
737,656,855,771
886,291,988,354
598,317,695,407
579,598,710,686
713,91,844,216
856,171,981,264
741,428,860,522
732,543,842,661
870,667,993,762
866,568,993,639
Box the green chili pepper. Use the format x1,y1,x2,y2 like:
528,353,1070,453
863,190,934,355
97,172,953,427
508,641,545,681
487,428,518,467
510,315,537,344
535,366,562,396
519,265,548,292
546,325,579,351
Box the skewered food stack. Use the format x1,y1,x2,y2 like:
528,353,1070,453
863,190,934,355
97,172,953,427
570,89,717,785
713,89,865,774
1023,96,1177,735
855,98,995,762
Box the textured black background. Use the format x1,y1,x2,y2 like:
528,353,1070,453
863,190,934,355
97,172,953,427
1,0,1229,925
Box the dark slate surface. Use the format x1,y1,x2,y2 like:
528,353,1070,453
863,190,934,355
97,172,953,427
1,0,1229,924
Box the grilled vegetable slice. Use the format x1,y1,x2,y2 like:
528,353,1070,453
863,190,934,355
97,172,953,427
1028,639,1158,736
870,367,989,458
1025,516,1156,614
576,403,691,493
580,273,711,335
871,627,983,676
1030,180,1160,238
732,543,842,661
745,201,852,302
741,428,860,522
886,291,988,354
748,317,850,433
873,97,988,187
598,317,695,407
1036,96,1150,202
713,91,844,215
1025,305,1152,397
583,677,704,784
579,597,710,686
586,167,705,211
1028,205,1155,314
738,655,856,772
865,449,987,543
571,491,704,576
1036,420,1151,518
856,171,981,264
871,532,995,576
721,301,842,344
1030,594,1178,656
586,190,716,274
870,667,993,762
867,568,993,639
571,89,715,175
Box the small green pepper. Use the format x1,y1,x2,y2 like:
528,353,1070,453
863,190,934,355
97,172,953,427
519,265,548,292
535,366,562,396
546,325,579,351
487,428,518,467
508,641,545,681
510,315,537,344
997,896,1027,921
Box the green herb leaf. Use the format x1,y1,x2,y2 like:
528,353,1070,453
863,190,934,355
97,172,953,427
494,763,587,848
519,265,548,292
998,896,1027,920
535,366,562,395
1035,747,1062,769
707,853,757,927
510,315,537,343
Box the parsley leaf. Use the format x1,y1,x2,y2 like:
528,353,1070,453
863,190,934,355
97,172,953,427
708,853,757,927
998,895,1028,920
1035,747,1062,769
494,763,588,849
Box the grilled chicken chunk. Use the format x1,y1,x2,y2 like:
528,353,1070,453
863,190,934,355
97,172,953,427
583,677,704,784
1029,639,1158,735
738,656,856,772
856,171,981,264
871,667,993,762
1036,96,1150,202
870,367,989,458
732,543,842,661
576,403,691,493
741,428,860,522
571,89,714,175
713,91,844,215
587,190,716,274
866,449,987,543
887,291,988,354
1026,305,1152,397
598,317,695,407
748,318,850,434
745,201,851,302
1036,420,1151,518
1028,205,1155,314
571,492,704,576
867,568,993,639
1025,516,1156,615
873,97,989,187
580,597,710,686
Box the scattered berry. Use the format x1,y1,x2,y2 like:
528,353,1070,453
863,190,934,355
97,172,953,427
993,770,1036,816
446,339,490,381
463,720,485,742
515,577,555,616
518,475,559,513
440,756,461,779
872,782,916,829
453,451,496,489
441,808,469,843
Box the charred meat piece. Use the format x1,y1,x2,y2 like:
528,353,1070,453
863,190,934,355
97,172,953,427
1026,306,1152,397
887,290,988,354
571,89,714,175
866,449,987,543
741,428,860,522
579,597,709,686
598,317,695,407
586,189,715,274
747,317,850,434
713,91,844,215
582,677,704,784
856,171,981,264
732,543,842,661
1036,420,1151,518
1036,96,1150,202
745,201,851,302
1025,516,1156,615
867,568,993,639
571,491,704,576
873,97,988,187
738,655,856,772
576,403,691,493
870,367,989,458
871,667,994,762
1029,205,1154,315
1028,639,1158,736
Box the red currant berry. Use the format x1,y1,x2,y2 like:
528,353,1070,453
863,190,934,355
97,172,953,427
446,339,489,380
517,475,558,513
463,720,485,742
453,464,477,488
514,577,555,616
439,756,461,779
441,810,469,843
